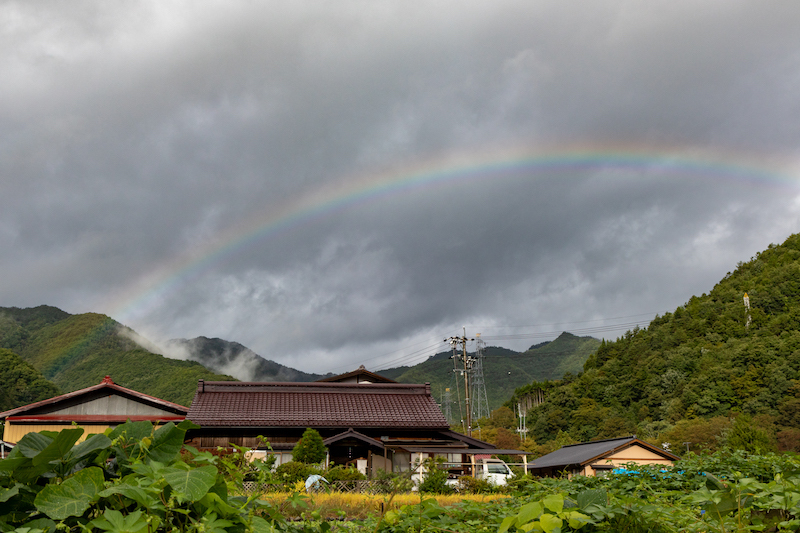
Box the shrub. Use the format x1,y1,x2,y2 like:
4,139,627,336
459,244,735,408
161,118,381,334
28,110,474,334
455,475,495,493
275,460,316,483
292,427,327,463
417,458,453,494
325,464,367,481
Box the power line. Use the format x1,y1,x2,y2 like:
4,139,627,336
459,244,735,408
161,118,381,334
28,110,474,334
321,313,657,374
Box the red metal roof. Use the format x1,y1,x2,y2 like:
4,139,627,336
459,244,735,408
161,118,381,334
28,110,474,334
6,415,186,423
187,381,449,429
0,376,189,420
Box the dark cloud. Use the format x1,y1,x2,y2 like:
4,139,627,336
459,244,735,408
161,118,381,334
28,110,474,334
3,1,800,373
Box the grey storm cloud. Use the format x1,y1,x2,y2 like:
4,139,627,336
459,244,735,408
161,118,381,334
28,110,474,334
3,0,800,374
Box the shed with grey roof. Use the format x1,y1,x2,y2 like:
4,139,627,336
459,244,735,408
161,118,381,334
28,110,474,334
527,436,680,478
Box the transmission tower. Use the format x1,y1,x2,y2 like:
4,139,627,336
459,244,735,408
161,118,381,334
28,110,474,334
470,335,490,422
443,387,453,425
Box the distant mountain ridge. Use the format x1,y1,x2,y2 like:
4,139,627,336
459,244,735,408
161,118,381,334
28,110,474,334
378,332,600,412
165,336,323,382
0,305,598,414
0,306,236,406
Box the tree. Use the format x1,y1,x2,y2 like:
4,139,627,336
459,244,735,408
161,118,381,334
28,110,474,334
0,348,60,412
292,427,327,464
724,414,777,454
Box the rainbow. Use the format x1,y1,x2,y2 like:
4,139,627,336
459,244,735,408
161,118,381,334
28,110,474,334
105,144,800,324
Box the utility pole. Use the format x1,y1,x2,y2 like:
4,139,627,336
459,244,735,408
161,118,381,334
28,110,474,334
445,328,475,436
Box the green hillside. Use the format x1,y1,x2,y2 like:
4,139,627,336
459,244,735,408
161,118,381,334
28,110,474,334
0,306,235,406
0,348,61,413
510,233,800,453
379,332,600,412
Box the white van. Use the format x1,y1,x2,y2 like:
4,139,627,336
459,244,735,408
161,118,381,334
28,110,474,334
474,458,513,485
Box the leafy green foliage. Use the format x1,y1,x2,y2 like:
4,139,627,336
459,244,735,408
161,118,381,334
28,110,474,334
324,465,366,482
0,349,60,413
509,233,800,450
0,421,301,533
0,307,236,406
417,457,453,494
292,428,327,464
275,461,316,484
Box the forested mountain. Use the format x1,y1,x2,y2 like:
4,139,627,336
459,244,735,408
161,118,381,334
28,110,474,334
0,306,235,406
165,336,323,382
379,332,600,411
509,233,800,454
0,348,60,413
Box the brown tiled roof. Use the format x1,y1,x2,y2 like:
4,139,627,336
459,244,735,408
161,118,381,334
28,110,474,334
187,381,448,429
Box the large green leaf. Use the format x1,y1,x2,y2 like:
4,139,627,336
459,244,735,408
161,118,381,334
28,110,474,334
32,429,83,467
250,516,278,533
542,493,564,513
576,489,607,510
517,501,544,525
0,485,21,503
98,483,158,508
15,433,53,459
539,513,563,533
34,466,104,520
162,466,217,502
0,456,28,473
89,509,150,533
64,433,112,466
145,423,185,464
107,421,153,442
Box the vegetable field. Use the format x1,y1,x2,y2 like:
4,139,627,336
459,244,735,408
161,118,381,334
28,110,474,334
2,423,800,532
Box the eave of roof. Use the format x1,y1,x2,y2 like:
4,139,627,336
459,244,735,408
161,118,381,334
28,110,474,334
400,447,533,455
6,415,186,423
439,429,497,449
0,378,189,420
323,428,385,449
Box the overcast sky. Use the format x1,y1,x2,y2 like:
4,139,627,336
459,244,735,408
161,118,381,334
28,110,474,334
3,1,800,375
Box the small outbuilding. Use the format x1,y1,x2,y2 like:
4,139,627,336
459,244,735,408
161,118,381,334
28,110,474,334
526,436,680,478
0,376,189,444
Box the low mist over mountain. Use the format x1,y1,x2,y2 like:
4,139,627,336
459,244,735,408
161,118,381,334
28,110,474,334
0,302,601,414
0,306,235,406
165,337,323,382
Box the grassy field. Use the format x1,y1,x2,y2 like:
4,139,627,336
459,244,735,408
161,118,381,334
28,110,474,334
259,491,511,519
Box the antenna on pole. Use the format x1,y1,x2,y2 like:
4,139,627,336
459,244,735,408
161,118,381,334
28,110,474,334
743,292,752,330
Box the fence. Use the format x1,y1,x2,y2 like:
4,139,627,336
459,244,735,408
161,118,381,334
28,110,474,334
240,479,399,494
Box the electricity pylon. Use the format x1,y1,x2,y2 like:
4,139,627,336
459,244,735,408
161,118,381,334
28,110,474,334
443,387,453,424
470,335,490,422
